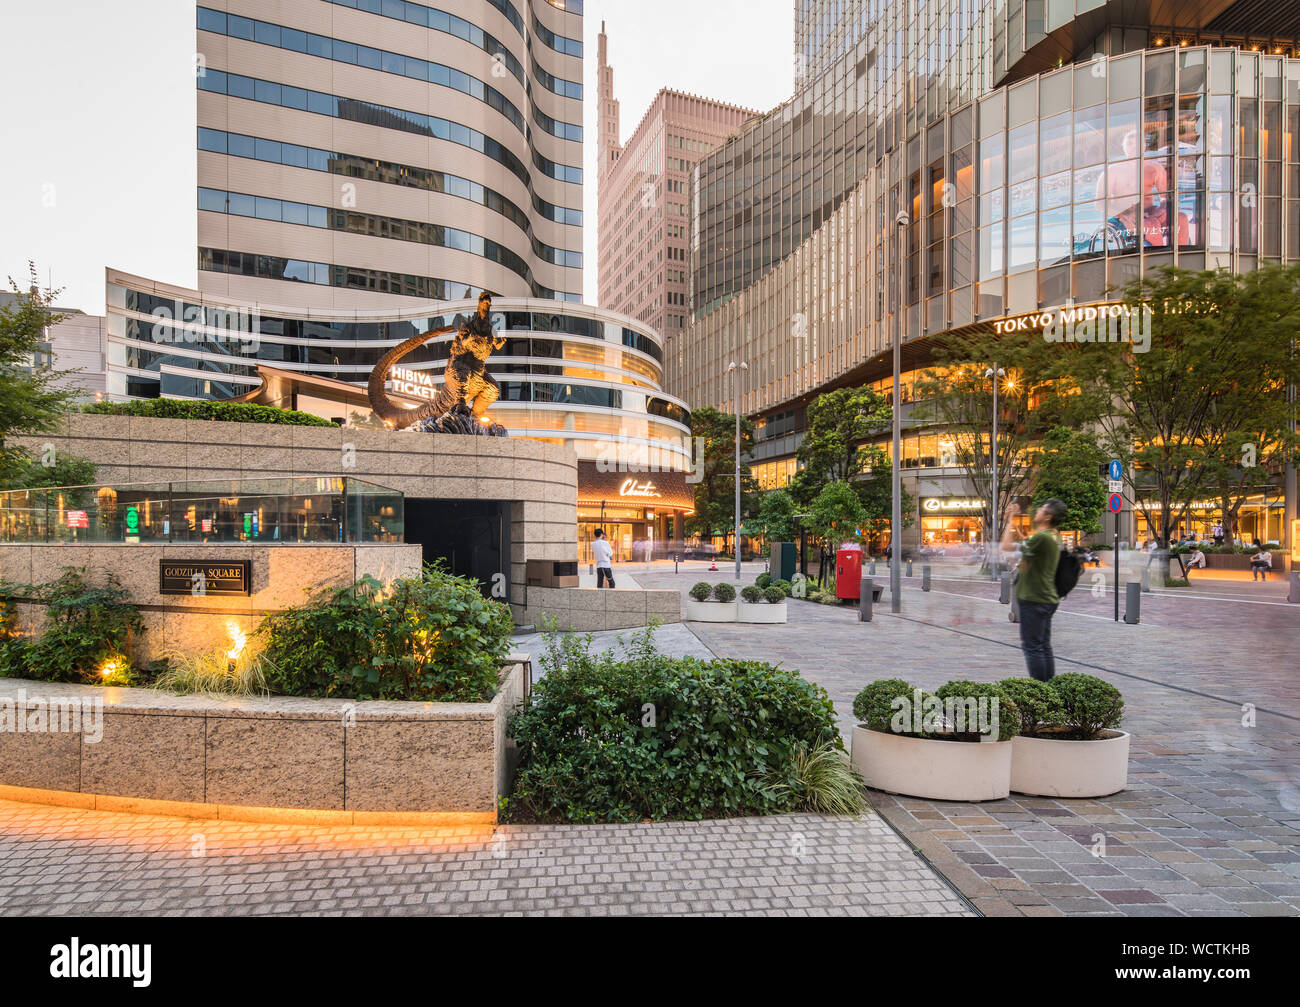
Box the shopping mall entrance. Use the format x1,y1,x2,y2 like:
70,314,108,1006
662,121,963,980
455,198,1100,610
405,498,510,596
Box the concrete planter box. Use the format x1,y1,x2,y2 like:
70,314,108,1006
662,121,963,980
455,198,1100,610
851,726,1013,801
0,659,529,824
1010,731,1130,798
684,599,738,622
737,601,787,623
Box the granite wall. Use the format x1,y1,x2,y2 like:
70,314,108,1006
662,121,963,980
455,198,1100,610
0,660,528,824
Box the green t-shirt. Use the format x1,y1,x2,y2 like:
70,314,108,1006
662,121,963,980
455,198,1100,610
1015,529,1060,604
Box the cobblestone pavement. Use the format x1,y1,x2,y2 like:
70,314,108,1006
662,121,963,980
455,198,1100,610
641,566,1300,917
0,800,970,917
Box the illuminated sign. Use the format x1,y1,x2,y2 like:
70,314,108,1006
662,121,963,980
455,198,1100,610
619,478,662,498
159,560,251,596
386,366,440,401
921,497,987,515
125,505,140,533
66,510,88,529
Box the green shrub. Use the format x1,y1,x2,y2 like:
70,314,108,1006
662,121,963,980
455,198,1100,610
9,568,144,683
689,581,713,602
853,678,923,734
771,578,793,596
1047,672,1124,739
83,399,336,427
506,629,841,822
755,572,772,589
712,581,736,602
256,564,512,701
933,681,1021,742
740,585,763,604
763,585,786,604
997,677,1065,736
766,739,867,816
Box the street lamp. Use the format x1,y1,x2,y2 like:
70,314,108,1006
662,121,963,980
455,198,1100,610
985,364,1006,578
727,360,749,581
891,208,909,613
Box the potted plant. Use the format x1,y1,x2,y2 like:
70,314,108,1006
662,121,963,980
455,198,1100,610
1000,674,1129,798
683,580,738,622
737,582,788,624
849,678,1020,801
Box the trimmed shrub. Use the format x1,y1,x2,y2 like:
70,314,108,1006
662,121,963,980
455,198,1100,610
997,677,1065,736
933,680,1021,742
256,564,512,701
763,585,787,604
771,578,793,596
740,585,763,604
83,399,335,427
506,629,841,822
689,581,713,602
755,572,772,589
853,678,921,734
712,581,736,602
1047,672,1124,739
7,568,143,684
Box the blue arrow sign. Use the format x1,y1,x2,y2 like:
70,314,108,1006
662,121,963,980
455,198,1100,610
1108,459,1123,481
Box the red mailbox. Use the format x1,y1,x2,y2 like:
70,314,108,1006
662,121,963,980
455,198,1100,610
835,546,863,600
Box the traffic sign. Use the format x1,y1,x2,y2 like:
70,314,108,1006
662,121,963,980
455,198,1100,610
1108,493,1123,513
1108,459,1123,481
1108,479,1123,493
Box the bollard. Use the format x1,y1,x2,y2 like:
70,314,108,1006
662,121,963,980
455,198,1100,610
1124,580,1141,624
922,564,931,591
999,571,1012,604
589,563,594,576
906,559,913,577
869,558,877,576
1289,571,1300,604
1009,591,1020,623
1140,567,1150,593
859,577,873,622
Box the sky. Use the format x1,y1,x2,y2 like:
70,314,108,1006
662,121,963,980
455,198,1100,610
0,0,792,314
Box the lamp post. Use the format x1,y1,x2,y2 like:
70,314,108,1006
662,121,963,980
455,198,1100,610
985,364,1005,578
727,360,748,580
891,209,909,613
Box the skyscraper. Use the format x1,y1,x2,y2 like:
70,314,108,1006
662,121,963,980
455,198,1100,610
195,0,585,309
595,21,758,389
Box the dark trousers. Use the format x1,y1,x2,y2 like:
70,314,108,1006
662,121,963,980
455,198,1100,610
597,566,615,589
1018,600,1058,681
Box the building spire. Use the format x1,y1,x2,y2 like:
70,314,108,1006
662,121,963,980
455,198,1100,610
597,21,622,183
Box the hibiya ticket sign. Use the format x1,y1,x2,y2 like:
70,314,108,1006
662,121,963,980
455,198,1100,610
159,560,252,597
386,366,439,401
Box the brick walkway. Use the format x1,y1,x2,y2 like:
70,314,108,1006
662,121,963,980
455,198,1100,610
0,799,970,917
641,565,1300,917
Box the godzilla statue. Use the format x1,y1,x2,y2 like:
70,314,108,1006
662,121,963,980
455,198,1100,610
367,290,509,436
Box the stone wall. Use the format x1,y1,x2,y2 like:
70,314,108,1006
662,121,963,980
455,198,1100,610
0,661,528,824
0,542,421,664
518,585,681,631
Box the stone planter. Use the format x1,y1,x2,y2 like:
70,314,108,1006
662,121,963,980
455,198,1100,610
683,599,738,622
737,601,787,623
851,726,1013,801
1010,731,1130,798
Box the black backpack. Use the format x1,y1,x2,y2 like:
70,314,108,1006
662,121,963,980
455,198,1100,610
1054,549,1082,599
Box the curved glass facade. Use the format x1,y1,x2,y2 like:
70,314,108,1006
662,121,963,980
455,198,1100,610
105,270,691,471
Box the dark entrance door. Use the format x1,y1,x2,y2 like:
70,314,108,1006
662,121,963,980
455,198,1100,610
404,498,509,598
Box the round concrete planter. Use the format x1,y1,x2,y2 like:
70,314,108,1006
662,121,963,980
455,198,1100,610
737,601,787,623
683,599,738,622
850,726,1013,801
1010,731,1130,798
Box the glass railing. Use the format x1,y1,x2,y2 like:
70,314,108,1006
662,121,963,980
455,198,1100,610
0,477,404,545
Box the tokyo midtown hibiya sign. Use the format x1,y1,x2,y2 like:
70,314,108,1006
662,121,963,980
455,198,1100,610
159,560,251,597
990,302,1152,353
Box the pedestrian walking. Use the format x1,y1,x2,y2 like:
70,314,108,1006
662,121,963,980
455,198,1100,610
1212,522,1224,545
1001,499,1067,682
592,528,616,588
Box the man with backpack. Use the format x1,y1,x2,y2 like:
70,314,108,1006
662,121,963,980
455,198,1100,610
1001,499,1073,682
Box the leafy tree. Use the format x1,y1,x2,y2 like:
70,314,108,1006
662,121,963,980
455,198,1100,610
0,264,79,483
754,488,797,544
1067,265,1300,574
913,329,1071,557
1032,427,1107,536
855,444,914,552
789,387,892,506
806,481,868,585
0,452,97,492
686,405,758,549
